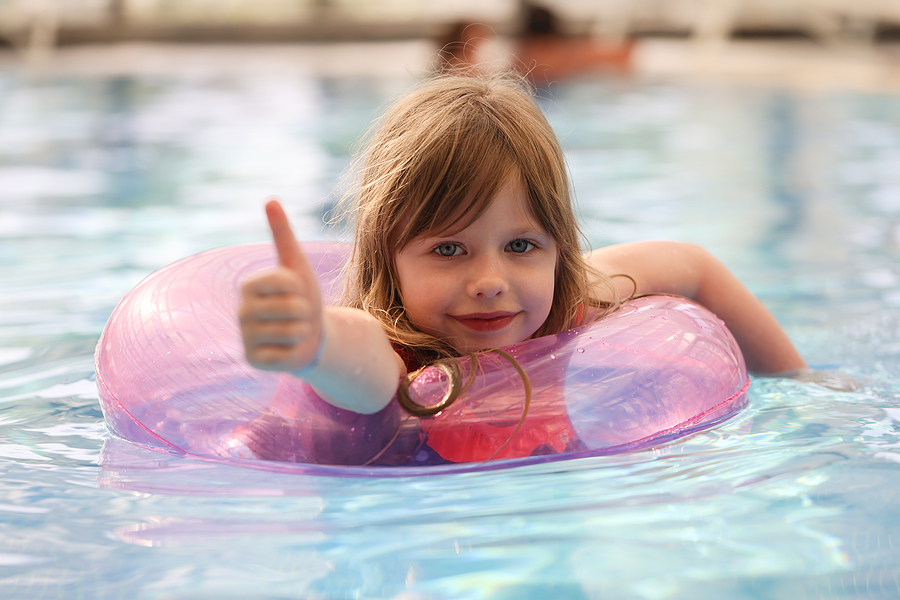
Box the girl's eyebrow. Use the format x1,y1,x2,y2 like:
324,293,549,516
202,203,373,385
510,224,552,237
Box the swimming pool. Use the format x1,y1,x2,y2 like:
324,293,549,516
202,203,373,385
1,65,899,599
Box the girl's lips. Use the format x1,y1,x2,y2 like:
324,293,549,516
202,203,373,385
453,313,518,332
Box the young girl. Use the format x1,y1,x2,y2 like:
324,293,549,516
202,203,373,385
238,74,807,422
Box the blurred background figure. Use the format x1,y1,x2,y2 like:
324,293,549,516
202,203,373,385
514,2,634,86
434,21,507,75
0,0,59,66
433,3,634,84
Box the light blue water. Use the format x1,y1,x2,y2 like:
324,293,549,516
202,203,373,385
1,68,899,599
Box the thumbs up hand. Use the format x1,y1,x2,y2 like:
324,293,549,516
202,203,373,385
239,199,324,373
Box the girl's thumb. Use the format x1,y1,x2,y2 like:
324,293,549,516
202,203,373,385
265,198,308,276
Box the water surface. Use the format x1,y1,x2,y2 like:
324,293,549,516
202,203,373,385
1,70,899,599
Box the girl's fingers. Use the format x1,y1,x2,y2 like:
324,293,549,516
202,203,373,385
241,268,303,297
238,295,312,325
246,344,307,370
243,316,319,369
245,320,314,347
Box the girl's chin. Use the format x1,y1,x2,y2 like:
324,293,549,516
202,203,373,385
448,332,527,355
420,320,542,355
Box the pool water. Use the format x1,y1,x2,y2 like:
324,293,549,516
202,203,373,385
1,67,899,599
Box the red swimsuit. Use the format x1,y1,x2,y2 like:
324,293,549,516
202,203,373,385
394,346,582,462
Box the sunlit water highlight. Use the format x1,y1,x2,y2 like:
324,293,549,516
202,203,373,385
0,69,899,599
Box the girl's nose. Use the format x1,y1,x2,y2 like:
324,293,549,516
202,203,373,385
466,255,508,298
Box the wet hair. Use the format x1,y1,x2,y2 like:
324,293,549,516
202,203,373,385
342,73,619,368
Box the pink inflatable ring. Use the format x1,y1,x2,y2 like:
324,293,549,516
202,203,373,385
95,243,749,477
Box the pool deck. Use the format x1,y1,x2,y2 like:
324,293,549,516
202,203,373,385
1,37,899,94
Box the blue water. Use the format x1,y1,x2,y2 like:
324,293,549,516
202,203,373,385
1,65,899,599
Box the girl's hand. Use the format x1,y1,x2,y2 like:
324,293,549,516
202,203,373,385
239,199,323,372
238,199,402,414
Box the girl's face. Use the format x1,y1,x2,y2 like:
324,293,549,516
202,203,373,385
394,177,558,354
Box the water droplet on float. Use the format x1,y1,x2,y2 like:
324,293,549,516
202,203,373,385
550,353,557,360
576,348,585,353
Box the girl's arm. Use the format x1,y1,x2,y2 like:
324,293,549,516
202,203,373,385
586,241,807,376
239,200,402,414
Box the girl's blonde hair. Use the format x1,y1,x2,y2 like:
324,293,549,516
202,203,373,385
343,73,618,367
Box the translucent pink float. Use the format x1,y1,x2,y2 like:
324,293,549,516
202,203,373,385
95,243,749,476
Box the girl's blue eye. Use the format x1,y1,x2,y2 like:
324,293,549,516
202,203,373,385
434,243,459,257
507,239,534,253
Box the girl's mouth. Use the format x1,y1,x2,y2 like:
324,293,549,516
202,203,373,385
453,313,518,332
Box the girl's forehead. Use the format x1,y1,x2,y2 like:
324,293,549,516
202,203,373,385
426,174,529,234
425,180,548,242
